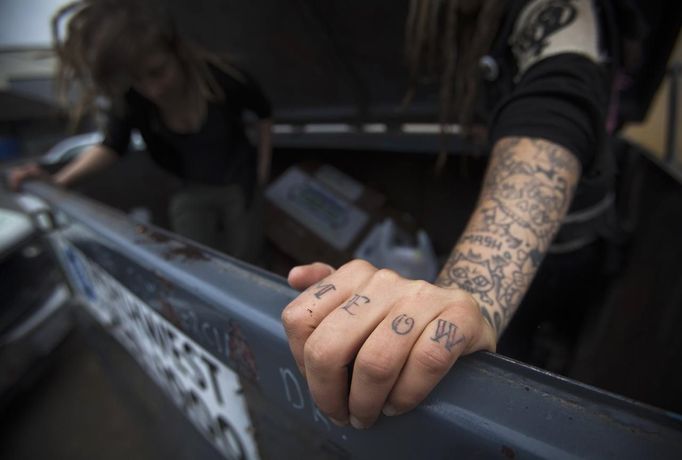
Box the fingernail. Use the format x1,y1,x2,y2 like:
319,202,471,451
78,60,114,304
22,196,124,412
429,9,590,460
382,404,398,416
349,415,367,430
329,417,348,427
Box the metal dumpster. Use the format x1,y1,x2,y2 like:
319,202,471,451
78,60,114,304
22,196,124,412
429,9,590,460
8,180,680,460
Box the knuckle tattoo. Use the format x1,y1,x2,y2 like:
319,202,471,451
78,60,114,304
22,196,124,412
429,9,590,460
391,314,415,335
430,319,467,352
340,294,370,316
313,281,336,299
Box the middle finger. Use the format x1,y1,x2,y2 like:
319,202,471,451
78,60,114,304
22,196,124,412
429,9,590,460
303,268,407,423
282,259,377,374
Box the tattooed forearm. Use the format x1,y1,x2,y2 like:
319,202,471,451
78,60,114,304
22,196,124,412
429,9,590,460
314,282,336,299
460,234,504,251
391,314,415,335
481,138,580,245
430,319,466,352
341,294,370,315
479,306,502,336
437,137,580,336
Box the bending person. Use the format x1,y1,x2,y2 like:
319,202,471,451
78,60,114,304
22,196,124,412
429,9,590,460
9,0,272,261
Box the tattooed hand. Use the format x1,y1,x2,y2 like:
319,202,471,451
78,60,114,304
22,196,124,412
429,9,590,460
281,260,496,429
281,137,580,429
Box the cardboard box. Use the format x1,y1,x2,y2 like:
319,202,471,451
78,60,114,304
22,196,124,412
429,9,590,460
264,164,383,266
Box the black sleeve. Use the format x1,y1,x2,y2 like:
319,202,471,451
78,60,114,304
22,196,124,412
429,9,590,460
489,53,609,171
221,68,273,119
101,110,133,156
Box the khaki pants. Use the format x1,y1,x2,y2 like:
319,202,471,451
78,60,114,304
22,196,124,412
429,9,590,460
168,183,262,263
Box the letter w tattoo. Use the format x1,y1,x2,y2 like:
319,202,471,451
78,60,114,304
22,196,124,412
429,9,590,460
431,319,466,352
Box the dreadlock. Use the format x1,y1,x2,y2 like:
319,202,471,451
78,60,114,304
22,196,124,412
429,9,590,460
404,0,506,169
51,0,243,128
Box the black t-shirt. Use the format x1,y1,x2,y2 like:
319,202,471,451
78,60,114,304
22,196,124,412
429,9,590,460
485,0,613,214
102,66,272,187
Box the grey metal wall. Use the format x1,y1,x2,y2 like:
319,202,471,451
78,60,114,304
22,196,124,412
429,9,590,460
16,181,682,459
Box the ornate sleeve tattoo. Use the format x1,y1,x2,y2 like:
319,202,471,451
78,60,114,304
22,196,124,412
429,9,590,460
436,137,581,336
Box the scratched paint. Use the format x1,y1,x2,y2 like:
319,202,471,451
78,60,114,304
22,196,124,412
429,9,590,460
279,367,331,432
60,240,261,460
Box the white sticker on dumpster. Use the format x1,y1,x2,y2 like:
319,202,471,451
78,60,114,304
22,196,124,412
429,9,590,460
61,242,260,460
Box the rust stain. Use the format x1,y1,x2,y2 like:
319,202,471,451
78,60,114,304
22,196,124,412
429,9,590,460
155,272,174,292
158,299,182,328
134,224,211,262
227,319,259,383
501,445,516,459
162,245,210,262
135,224,172,244
148,231,171,244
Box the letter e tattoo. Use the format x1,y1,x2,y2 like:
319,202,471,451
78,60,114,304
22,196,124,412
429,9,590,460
341,294,370,315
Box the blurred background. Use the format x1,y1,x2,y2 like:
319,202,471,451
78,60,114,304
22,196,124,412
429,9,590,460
0,0,680,458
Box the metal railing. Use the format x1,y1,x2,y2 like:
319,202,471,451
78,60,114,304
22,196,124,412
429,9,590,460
17,181,682,460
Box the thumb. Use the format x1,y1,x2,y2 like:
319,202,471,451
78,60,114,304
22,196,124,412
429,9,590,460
288,262,335,291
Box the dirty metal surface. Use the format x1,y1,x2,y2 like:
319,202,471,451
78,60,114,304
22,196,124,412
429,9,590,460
21,182,682,460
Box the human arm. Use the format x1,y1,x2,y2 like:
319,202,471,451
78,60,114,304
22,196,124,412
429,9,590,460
27,102,131,189
7,144,119,191
436,136,580,334
282,135,581,428
52,144,120,187
281,0,606,429
225,68,273,186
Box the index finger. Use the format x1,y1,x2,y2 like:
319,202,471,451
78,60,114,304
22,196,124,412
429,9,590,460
288,262,335,291
281,260,376,374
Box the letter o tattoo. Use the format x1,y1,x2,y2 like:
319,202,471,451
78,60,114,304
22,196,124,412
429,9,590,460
391,314,415,335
